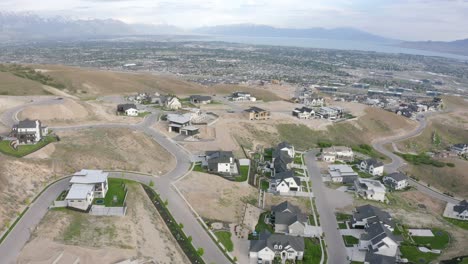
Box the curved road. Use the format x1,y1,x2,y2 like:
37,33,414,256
372,113,460,204
0,98,229,264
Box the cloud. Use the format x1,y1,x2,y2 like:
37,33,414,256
0,0,466,40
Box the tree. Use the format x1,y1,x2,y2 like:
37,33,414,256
197,248,204,256
149,180,154,187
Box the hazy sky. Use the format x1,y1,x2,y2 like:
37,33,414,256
1,0,468,41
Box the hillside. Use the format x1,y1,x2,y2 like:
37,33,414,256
400,38,468,56
0,72,50,96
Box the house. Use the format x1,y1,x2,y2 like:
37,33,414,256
65,169,109,211
231,91,256,102
354,178,386,202
321,146,354,162
11,119,48,144
272,142,295,174
189,95,212,104
308,97,324,107
383,172,409,190
165,97,182,110
270,170,301,193
359,159,384,176
351,204,393,228
451,143,468,155
245,107,270,120
129,92,151,104
166,113,199,136
292,107,314,119
249,231,304,262
117,103,139,116
271,202,309,236
316,106,343,120
453,200,468,220
205,151,238,175
328,164,359,184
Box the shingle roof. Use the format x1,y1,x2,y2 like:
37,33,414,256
206,151,235,170
245,106,267,113
190,95,212,101
271,201,300,214
16,119,38,129
454,200,468,214
250,231,305,252
385,172,408,182
364,252,397,264
353,205,393,226
274,211,308,226
364,158,384,167
117,103,137,111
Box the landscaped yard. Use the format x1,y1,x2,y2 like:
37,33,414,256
297,238,322,264
214,231,234,252
93,178,127,207
260,179,270,191
411,228,450,249
0,135,57,157
400,245,439,264
294,154,303,164
192,162,205,172
343,235,359,247
444,217,468,230
236,165,250,182
335,213,352,222
264,148,273,162
56,190,68,201
338,222,347,229
255,212,274,233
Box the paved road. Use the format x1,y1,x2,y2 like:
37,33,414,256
372,113,461,204
0,102,229,264
304,152,348,264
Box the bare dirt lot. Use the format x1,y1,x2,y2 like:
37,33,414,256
175,172,258,223
18,183,189,264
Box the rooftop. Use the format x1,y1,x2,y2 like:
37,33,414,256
65,183,94,200
70,169,108,184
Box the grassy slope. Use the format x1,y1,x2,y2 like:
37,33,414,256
0,72,50,96
214,231,234,252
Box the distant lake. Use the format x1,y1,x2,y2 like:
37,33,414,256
191,35,468,61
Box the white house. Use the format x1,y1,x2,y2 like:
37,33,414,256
117,103,139,116
328,164,359,184
271,171,301,193
231,91,256,102
359,222,400,258
451,144,468,155
359,159,384,176
383,172,409,190
249,232,304,262
166,97,182,109
11,119,48,144
166,113,199,136
322,146,354,162
204,151,238,175
65,170,109,211
453,200,468,220
354,178,386,202
292,107,314,119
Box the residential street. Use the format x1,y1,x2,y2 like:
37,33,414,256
304,151,349,264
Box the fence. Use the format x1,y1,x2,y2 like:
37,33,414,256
90,205,127,216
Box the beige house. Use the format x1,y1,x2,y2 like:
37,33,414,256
245,106,270,120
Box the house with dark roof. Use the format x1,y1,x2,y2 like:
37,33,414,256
270,201,309,236
204,151,238,175
453,200,468,220
292,107,314,119
189,95,212,104
249,231,304,262
272,142,295,173
270,170,302,194
351,205,394,228
245,106,270,120
117,103,139,116
451,143,468,155
11,119,48,144
328,164,359,184
383,172,409,190
359,158,385,176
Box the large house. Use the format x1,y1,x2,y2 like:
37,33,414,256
190,95,212,104
165,96,182,110
270,170,301,193
451,143,468,155
383,172,409,190
453,200,468,220
245,107,270,120
328,164,359,183
272,142,295,174
292,107,315,119
271,202,309,236
117,103,139,116
11,119,48,144
65,170,109,211
321,146,354,162
354,178,386,202
204,151,238,175
166,113,199,136
249,231,304,263
359,159,384,176
231,92,256,102
315,106,343,120
352,205,402,264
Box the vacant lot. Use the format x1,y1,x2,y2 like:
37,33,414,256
175,172,257,223
0,72,50,96
18,183,189,263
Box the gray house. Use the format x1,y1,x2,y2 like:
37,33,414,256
190,95,212,104
383,172,409,190
271,201,308,236
249,231,304,262
204,151,238,175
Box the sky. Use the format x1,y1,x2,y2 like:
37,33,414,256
1,0,468,41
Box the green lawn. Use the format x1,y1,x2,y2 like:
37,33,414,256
138,111,151,117
294,154,303,164
400,245,439,264
444,217,468,230
255,212,274,233
264,148,273,162
335,213,352,221
260,179,270,191
215,231,234,252
192,162,205,172
97,178,127,207
343,235,359,247
411,228,450,249
297,238,322,264
0,135,57,157
338,222,348,229
236,165,249,182
56,190,68,201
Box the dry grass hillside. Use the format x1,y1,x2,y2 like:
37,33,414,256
0,72,50,96
397,96,468,153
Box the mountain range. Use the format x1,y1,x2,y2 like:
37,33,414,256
0,12,467,57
